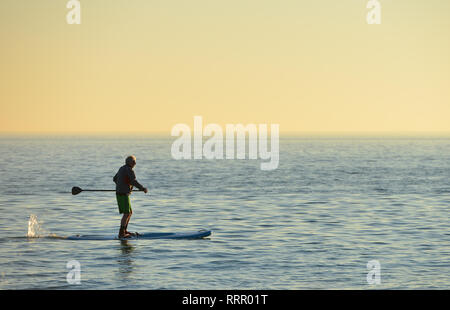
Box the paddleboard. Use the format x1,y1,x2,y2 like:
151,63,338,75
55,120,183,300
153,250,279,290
66,229,211,240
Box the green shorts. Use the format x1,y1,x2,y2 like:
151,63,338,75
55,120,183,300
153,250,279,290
116,194,132,214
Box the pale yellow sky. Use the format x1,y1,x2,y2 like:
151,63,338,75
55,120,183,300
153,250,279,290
0,0,449,134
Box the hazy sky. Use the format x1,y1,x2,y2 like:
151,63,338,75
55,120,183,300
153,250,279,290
1,0,449,134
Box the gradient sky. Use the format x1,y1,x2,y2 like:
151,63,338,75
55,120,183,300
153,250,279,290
0,0,449,134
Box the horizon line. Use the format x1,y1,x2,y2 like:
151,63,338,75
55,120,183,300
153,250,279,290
1,131,450,137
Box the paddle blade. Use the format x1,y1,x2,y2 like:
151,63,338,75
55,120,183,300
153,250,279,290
72,186,83,195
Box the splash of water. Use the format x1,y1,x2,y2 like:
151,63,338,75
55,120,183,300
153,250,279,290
27,214,43,238
27,215,60,238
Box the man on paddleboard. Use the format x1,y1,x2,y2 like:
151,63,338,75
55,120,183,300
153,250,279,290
113,155,148,238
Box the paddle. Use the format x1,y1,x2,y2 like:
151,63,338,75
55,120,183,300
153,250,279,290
71,186,143,195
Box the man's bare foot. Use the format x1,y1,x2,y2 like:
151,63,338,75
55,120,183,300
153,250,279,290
126,231,141,237
118,232,132,239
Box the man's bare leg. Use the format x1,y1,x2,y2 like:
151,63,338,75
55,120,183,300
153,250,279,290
124,211,136,236
119,213,132,238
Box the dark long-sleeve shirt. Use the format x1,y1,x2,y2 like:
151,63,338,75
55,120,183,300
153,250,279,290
113,165,144,195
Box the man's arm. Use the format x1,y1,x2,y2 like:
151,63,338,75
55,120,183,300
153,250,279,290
128,169,146,191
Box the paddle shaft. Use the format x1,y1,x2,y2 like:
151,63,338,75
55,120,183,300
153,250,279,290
71,186,144,195
81,189,143,192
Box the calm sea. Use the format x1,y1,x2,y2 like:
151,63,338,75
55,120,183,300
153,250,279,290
0,135,449,289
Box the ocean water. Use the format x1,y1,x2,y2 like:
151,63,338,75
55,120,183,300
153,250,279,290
0,135,449,289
